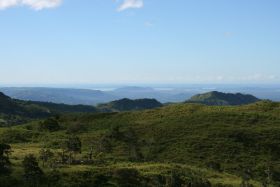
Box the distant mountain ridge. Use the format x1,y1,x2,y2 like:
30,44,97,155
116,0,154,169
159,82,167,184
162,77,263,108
186,91,260,106
0,87,117,105
0,91,164,125
97,98,163,112
0,87,196,104
0,92,51,125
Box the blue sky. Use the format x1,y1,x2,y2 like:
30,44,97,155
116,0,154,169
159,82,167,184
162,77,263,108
0,0,279,84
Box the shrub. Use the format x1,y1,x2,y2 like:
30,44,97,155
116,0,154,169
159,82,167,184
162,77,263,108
0,144,11,176
66,123,87,134
22,154,44,186
40,118,61,132
0,129,33,143
112,168,142,187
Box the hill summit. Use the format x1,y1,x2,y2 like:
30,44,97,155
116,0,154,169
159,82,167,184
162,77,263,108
187,91,260,106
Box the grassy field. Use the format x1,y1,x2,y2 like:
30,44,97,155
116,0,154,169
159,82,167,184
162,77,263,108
7,143,260,186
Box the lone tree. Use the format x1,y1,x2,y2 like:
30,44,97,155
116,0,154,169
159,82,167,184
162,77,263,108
39,148,54,167
0,143,11,176
22,154,44,186
66,136,82,164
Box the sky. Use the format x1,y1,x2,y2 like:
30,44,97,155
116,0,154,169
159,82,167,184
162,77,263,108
0,0,280,85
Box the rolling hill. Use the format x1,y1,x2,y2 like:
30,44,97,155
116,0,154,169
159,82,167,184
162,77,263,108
97,98,163,112
1,100,280,186
1,91,280,186
186,91,260,106
0,92,51,125
0,92,97,126
57,100,280,185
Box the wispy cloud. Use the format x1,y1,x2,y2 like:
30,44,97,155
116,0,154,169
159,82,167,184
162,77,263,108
0,0,62,10
117,0,143,12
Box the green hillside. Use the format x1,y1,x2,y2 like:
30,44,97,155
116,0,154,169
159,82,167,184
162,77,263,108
0,92,97,126
187,91,260,106
26,101,97,114
1,100,280,186
0,92,51,125
97,98,163,112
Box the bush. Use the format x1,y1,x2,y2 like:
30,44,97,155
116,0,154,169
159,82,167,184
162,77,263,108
66,123,87,134
0,129,34,143
0,144,11,176
207,161,222,172
113,168,142,187
22,154,44,186
40,118,61,132
212,184,234,187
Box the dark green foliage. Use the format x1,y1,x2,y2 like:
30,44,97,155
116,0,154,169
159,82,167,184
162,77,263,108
63,136,82,163
46,169,61,187
39,148,54,167
212,184,234,187
26,101,97,113
40,118,61,132
0,129,35,143
57,101,280,183
0,92,51,118
0,143,11,176
112,168,142,187
97,98,163,112
59,171,111,187
66,123,87,134
0,176,21,187
3,99,280,185
97,127,143,161
187,91,260,106
66,136,82,154
22,154,44,186
0,91,97,126
207,161,222,172
0,92,51,125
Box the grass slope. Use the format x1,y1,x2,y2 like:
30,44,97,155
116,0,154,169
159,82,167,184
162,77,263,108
1,101,280,185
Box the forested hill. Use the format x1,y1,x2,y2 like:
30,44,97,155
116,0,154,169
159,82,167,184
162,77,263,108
0,92,162,125
97,98,163,112
0,92,50,117
186,91,260,106
26,101,97,114
0,92,97,125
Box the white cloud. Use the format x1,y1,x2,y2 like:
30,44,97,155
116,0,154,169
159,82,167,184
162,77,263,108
117,0,143,12
0,0,62,10
0,0,20,9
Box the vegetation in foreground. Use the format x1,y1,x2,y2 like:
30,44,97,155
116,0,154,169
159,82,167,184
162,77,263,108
1,99,280,186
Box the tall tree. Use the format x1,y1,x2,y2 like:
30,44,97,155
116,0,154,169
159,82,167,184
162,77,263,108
22,154,44,186
0,143,11,176
39,148,54,167
66,136,82,164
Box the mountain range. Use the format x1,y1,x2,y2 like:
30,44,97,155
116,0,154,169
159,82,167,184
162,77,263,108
0,90,262,126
